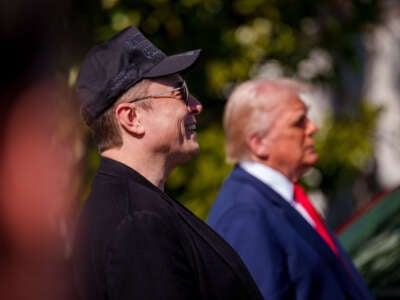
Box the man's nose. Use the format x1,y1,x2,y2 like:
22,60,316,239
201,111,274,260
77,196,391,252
187,95,202,114
307,118,318,135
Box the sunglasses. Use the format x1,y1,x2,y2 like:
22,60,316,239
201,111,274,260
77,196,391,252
128,81,189,105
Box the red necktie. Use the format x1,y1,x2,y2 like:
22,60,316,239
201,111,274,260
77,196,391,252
293,183,338,255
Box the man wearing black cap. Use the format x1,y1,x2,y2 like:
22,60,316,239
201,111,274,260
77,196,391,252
73,26,263,300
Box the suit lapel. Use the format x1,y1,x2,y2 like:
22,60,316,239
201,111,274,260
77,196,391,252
159,192,263,299
233,167,366,299
282,205,365,298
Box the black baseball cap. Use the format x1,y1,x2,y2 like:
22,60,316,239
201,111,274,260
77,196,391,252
76,26,201,125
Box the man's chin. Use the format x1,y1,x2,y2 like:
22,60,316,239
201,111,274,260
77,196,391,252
308,156,318,168
175,144,200,165
189,144,200,157
302,151,318,165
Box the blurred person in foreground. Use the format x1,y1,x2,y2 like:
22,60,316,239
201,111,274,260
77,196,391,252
0,81,81,300
0,0,82,299
207,78,374,300
72,26,263,300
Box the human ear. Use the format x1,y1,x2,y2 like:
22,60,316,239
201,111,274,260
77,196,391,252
246,132,270,159
114,103,145,136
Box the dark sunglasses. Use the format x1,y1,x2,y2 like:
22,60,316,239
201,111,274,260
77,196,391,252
128,81,189,105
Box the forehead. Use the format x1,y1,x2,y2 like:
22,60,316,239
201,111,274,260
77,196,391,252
259,87,306,114
280,96,306,113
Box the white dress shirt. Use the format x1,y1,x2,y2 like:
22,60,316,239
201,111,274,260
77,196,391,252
239,160,315,227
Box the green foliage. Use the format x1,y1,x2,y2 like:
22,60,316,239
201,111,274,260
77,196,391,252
337,188,400,297
315,102,382,192
80,128,101,206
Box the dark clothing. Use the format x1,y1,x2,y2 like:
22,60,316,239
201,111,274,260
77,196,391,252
73,157,263,300
207,165,375,300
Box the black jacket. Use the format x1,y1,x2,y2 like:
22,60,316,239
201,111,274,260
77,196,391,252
73,157,263,300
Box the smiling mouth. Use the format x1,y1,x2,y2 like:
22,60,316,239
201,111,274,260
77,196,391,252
186,124,197,131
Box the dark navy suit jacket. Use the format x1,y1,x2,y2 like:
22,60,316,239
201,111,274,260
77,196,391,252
207,165,374,300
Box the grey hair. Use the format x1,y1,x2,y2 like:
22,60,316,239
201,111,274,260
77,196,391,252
223,78,312,163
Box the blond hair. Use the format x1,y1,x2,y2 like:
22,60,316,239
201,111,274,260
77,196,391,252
224,78,312,163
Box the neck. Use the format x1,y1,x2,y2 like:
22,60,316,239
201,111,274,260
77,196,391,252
102,146,172,191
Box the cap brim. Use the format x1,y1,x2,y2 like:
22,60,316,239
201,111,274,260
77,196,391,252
144,49,202,78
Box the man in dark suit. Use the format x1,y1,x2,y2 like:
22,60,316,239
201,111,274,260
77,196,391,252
207,78,375,300
72,26,263,300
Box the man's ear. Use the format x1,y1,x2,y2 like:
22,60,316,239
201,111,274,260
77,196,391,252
114,103,145,136
246,132,269,159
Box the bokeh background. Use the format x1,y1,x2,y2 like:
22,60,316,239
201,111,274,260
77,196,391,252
2,0,400,299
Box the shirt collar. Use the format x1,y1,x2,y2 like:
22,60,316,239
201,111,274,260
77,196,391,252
239,160,294,204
